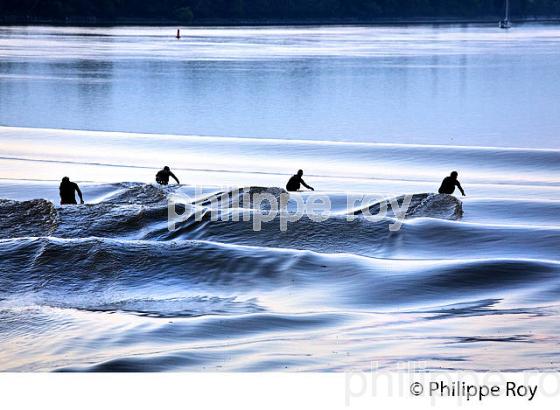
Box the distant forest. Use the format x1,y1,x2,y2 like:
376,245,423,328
2,0,560,23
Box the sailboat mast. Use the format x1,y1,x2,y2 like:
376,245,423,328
505,0,510,21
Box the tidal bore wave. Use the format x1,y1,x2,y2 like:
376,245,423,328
1,133,560,372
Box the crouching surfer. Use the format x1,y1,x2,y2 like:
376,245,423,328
286,169,314,192
155,166,180,186
59,177,84,205
438,171,466,196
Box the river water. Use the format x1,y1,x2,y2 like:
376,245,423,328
0,24,559,371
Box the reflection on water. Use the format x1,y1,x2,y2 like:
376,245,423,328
1,25,560,372
1,24,560,147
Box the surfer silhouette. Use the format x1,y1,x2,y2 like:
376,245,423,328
156,166,180,185
438,171,466,196
286,169,314,192
59,177,84,205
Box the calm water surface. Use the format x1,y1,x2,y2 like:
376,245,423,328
1,24,560,147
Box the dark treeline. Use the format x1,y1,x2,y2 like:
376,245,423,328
2,1,560,23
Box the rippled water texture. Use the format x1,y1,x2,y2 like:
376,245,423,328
1,126,559,371
1,24,560,372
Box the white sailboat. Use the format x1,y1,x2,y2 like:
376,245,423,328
499,0,512,29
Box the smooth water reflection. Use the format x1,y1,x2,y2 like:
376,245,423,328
1,24,560,147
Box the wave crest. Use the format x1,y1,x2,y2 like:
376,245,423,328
0,199,58,239
352,193,463,220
